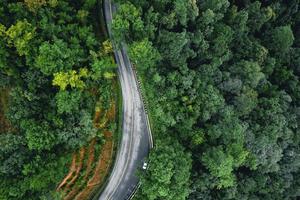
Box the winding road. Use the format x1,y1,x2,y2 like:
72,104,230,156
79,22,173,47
97,0,153,199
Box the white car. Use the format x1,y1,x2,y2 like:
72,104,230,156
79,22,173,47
142,162,148,170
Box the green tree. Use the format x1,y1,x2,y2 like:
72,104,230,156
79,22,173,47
5,20,35,56
138,138,192,200
55,90,82,114
229,60,265,88
21,120,57,151
202,146,235,189
35,40,81,75
129,38,161,69
52,68,88,90
267,25,295,54
90,55,116,80
246,1,274,32
112,2,144,44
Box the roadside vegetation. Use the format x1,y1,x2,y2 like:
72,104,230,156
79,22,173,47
56,81,119,200
0,0,118,199
111,0,300,199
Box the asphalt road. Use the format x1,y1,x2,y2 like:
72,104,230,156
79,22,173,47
98,1,153,200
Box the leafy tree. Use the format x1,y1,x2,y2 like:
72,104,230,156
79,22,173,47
129,38,161,69
55,90,82,114
58,110,97,149
82,0,97,10
137,138,192,200
246,1,274,32
35,39,82,75
5,20,35,56
157,30,194,68
173,0,199,26
202,146,235,189
233,87,258,116
90,55,116,80
52,68,88,90
198,84,225,121
122,0,300,199
21,120,57,151
112,2,144,44
229,60,265,88
200,0,229,13
102,39,114,54
267,25,295,54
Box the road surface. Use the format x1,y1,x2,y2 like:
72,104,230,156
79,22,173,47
98,0,153,199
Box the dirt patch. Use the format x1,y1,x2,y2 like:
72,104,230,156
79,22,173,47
0,88,12,133
65,147,86,189
84,138,97,180
75,131,114,200
87,130,113,186
107,101,116,121
57,89,118,200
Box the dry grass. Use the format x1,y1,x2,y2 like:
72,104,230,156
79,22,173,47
93,108,102,125
83,138,97,180
107,101,116,121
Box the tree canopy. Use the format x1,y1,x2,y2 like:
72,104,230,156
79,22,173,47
0,0,116,199
113,0,300,199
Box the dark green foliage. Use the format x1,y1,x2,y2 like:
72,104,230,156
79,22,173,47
115,0,300,199
0,1,111,199
267,25,295,54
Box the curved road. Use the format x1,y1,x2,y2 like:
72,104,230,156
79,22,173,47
98,0,153,200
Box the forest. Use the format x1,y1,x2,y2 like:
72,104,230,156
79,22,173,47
1,0,300,200
111,0,300,200
0,0,118,199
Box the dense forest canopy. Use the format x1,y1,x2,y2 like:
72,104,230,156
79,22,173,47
112,0,300,199
0,0,115,199
0,0,300,199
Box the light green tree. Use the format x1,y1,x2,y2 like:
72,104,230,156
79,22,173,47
52,68,89,90
5,20,35,56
